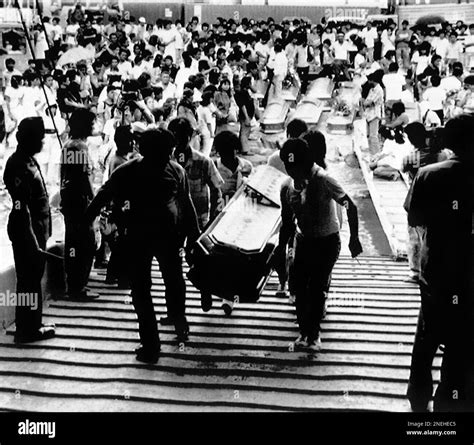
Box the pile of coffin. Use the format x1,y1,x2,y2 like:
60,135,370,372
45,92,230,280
187,165,288,303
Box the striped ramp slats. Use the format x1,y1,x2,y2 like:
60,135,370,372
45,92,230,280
0,255,441,412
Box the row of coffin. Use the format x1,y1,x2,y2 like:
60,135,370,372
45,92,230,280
259,76,422,134
259,77,361,135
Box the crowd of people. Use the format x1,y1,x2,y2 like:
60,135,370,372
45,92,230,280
1,7,472,411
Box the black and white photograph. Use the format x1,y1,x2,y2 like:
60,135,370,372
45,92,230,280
0,0,472,441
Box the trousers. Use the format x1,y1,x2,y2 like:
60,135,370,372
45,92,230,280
63,216,96,295
407,281,469,411
10,234,46,336
293,232,341,342
129,236,186,350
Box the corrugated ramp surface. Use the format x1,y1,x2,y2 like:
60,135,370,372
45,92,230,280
0,255,441,412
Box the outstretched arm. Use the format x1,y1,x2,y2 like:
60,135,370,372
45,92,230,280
336,194,363,258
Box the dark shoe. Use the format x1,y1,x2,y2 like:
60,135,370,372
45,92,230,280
409,399,429,412
94,260,109,269
160,316,176,326
222,301,234,317
68,290,100,301
117,281,131,290
135,346,160,364
201,292,213,312
175,318,190,342
15,326,56,344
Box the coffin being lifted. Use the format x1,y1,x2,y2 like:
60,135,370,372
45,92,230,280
187,165,288,303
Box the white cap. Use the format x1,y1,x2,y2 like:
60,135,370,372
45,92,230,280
139,17,146,24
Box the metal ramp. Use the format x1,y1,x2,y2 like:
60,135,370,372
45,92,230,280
0,255,440,412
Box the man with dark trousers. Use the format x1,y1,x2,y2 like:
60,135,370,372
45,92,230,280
85,129,200,363
3,117,56,343
60,109,99,301
405,114,473,412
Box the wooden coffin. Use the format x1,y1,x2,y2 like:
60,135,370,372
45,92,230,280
260,99,290,134
290,98,324,127
326,111,356,134
187,165,288,303
306,77,335,106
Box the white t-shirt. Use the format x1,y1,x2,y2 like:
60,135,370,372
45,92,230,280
382,72,405,101
273,51,288,77
160,82,177,102
433,38,449,59
354,53,366,72
255,42,271,62
440,76,462,93
333,41,349,61
411,52,429,76
423,86,446,111
197,104,215,136
361,27,378,48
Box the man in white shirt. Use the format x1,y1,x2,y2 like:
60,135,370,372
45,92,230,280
270,42,288,100
158,70,177,102
118,48,133,80
440,63,463,94
463,24,474,70
383,62,406,103
333,32,350,80
2,58,21,88
422,75,446,124
174,53,193,99
432,29,449,61
361,21,378,62
255,34,271,67
333,32,349,62
354,44,368,74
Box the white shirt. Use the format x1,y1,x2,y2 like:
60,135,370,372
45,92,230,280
423,86,445,111
118,61,133,79
130,64,145,80
440,76,462,94
354,53,366,72
272,51,288,78
174,66,192,98
361,27,378,48
255,42,271,62
333,41,349,61
382,72,405,101
433,37,449,59
160,82,177,101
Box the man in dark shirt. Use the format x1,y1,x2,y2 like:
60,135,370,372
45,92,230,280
405,114,473,412
60,109,98,301
3,117,56,343
85,129,200,363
